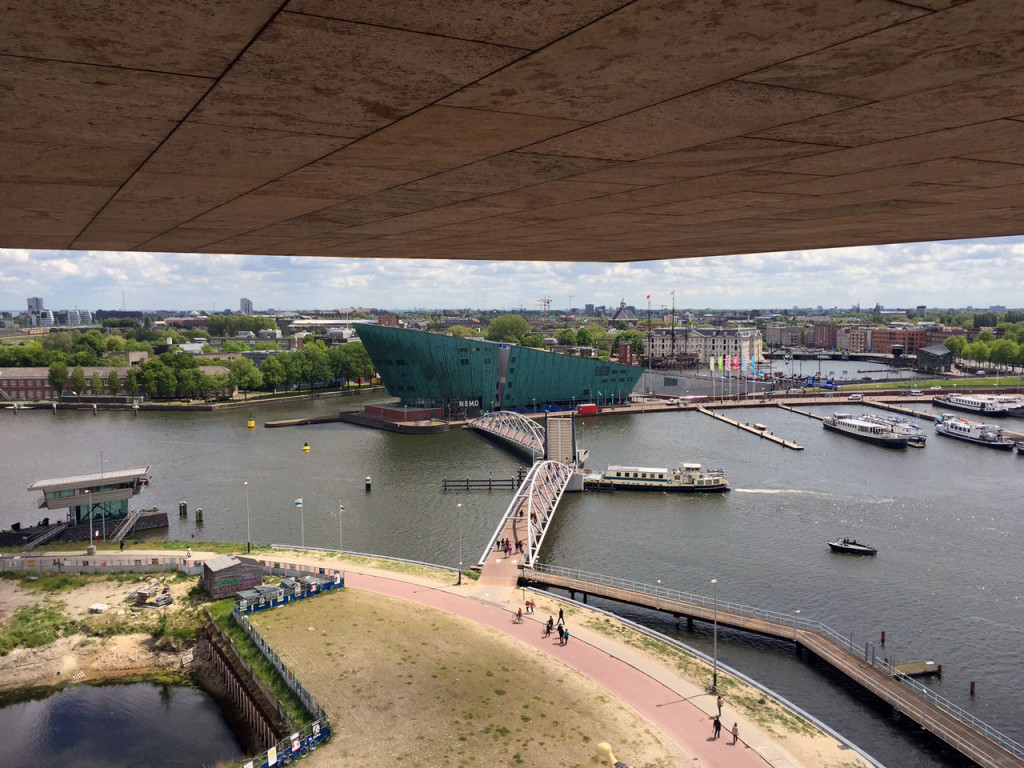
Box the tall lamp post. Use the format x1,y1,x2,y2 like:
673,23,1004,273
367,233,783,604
711,577,719,693
457,503,463,585
244,481,250,553
339,501,345,552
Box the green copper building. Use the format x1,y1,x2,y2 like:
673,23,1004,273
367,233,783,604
356,324,643,414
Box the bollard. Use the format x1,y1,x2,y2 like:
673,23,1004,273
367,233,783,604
196,507,203,523
179,501,187,517
881,631,886,646
970,681,975,696
365,476,372,492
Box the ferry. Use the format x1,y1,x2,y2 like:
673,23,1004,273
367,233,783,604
934,414,1015,450
933,393,1012,416
821,413,909,448
992,395,1024,417
584,463,729,492
858,413,927,446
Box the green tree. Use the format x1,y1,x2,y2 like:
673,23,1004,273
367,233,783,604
227,358,263,399
962,340,989,366
485,314,531,343
989,339,1018,370
47,362,69,400
125,369,139,396
448,325,472,338
221,340,249,353
107,370,121,396
943,335,966,356
976,330,996,343
69,366,87,396
613,331,646,356
260,355,287,391
90,371,104,394
575,328,594,347
520,333,546,348
555,328,577,346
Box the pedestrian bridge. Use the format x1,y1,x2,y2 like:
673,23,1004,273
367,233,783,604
468,411,586,466
476,460,576,583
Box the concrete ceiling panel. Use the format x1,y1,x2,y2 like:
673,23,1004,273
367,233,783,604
287,0,625,50
526,81,865,161
743,0,1024,101
5,2,1024,260
442,0,919,122
190,12,526,136
0,0,280,76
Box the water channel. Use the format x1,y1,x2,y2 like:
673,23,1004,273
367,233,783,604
1,385,1022,768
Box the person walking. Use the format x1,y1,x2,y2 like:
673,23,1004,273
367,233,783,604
712,715,721,739
562,627,570,645
717,695,723,717
545,616,553,637
186,546,192,558
515,607,522,623
557,625,564,644
557,607,564,626
731,722,739,745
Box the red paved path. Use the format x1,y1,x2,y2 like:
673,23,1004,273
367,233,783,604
345,569,786,768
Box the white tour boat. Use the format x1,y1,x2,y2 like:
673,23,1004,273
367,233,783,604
822,413,909,448
584,463,729,492
934,414,1015,450
858,413,927,446
933,393,1012,416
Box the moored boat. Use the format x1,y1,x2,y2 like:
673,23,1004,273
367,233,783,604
858,413,927,446
822,413,909,448
933,393,1012,416
934,414,1015,450
584,463,729,492
1015,442,1024,455
828,538,877,555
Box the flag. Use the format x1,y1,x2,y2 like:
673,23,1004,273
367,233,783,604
646,294,650,299
339,505,345,512
294,498,303,508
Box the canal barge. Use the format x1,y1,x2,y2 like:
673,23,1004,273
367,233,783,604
822,413,909,448
584,463,729,492
858,413,927,446
934,414,1015,450
933,393,1012,416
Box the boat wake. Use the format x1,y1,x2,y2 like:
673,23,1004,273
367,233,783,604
732,488,833,497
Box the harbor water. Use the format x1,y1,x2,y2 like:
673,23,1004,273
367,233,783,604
1,393,1022,767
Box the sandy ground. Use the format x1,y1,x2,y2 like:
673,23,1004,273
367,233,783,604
0,557,873,768
0,576,188,692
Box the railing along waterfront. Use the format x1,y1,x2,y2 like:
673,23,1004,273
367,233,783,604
527,562,1024,764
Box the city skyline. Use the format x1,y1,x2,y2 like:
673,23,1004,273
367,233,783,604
2,235,1023,314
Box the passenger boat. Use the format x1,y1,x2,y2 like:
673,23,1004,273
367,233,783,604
858,413,927,446
934,414,1015,450
584,463,729,492
1014,442,1024,455
991,395,1024,417
933,393,1012,416
822,413,909,448
828,538,877,555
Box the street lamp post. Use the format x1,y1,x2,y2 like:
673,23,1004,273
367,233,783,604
457,503,463,585
244,481,251,553
794,609,801,641
711,578,719,693
656,579,661,610
339,501,344,552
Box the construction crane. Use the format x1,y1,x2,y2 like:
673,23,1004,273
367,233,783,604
536,296,551,315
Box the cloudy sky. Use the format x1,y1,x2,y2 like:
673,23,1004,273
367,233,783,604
2,236,1022,315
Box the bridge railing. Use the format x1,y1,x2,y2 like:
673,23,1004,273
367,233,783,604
529,562,1024,761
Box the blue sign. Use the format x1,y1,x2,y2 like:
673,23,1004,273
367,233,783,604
805,376,816,386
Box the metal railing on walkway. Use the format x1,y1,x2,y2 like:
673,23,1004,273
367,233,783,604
527,562,1024,766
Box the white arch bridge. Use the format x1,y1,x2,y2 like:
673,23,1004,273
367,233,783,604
467,411,585,467
476,459,577,583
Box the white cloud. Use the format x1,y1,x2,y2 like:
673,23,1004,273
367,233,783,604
2,237,1023,313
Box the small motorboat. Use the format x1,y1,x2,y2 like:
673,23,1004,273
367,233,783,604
828,537,877,556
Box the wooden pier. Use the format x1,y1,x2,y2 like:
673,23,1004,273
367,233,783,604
521,564,1024,768
697,405,804,450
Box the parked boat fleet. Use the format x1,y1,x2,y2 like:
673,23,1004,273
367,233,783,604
933,392,1024,417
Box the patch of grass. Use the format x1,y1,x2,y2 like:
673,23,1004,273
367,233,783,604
0,572,91,593
0,602,78,655
209,603,312,727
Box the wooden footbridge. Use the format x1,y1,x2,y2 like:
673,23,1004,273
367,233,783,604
520,563,1024,768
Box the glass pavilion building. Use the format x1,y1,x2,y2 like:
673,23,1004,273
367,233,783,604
356,325,643,415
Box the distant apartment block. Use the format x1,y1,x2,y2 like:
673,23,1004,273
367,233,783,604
240,297,253,315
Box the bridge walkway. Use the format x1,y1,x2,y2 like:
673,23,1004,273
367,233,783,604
521,564,1024,768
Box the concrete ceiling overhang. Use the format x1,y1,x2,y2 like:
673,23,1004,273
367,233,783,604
4,0,1024,262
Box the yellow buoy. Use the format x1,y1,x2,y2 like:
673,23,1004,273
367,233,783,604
247,414,255,429
302,442,311,452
